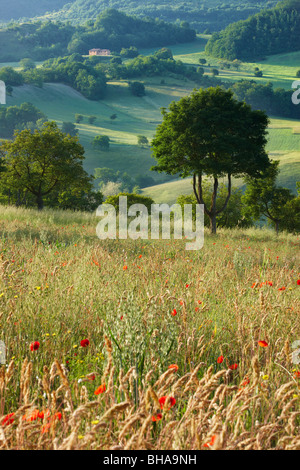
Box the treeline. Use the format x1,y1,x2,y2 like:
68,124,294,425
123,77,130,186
0,51,218,101
205,0,300,60
20,0,278,34
0,9,195,62
230,81,300,119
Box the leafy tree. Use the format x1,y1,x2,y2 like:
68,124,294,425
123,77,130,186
129,81,145,97
61,122,78,136
0,122,92,210
19,58,36,71
137,135,149,147
151,87,270,234
0,102,46,138
88,116,97,125
92,135,110,151
199,58,207,65
242,160,296,234
110,114,117,122
94,167,119,187
105,192,154,213
155,48,173,60
75,114,84,123
296,70,300,78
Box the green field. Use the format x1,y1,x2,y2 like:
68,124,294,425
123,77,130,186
2,38,300,201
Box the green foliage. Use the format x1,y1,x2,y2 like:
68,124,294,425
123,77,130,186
75,114,83,123
105,192,154,212
151,87,270,233
137,135,149,147
19,58,36,71
129,81,145,97
0,102,46,138
230,80,300,119
88,116,97,125
92,135,110,151
61,122,78,136
177,184,253,229
242,161,298,233
9,1,278,35
0,122,93,210
0,67,24,86
206,0,300,60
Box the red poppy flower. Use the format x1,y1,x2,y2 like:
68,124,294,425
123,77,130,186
152,413,163,422
293,371,300,379
229,364,238,370
159,396,176,409
204,435,216,448
94,384,106,395
297,280,300,286
168,364,179,372
30,341,40,351
80,339,90,348
171,309,177,317
2,413,15,426
217,356,224,364
123,265,128,271
278,287,286,291
185,284,189,288
258,340,268,348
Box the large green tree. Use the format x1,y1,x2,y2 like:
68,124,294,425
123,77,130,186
151,87,271,233
0,122,93,210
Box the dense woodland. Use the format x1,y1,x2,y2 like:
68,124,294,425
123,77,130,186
206,0,300,60
0,9,195,62
0,0,277,33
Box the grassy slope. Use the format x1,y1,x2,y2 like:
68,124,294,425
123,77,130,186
3,35,300,200
0,205,299,449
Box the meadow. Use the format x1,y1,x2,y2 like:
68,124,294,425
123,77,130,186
0,205,299,450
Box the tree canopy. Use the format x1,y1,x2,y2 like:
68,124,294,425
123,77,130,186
151,87,271,233
0,122,93,210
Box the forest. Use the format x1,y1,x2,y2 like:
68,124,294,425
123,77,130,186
0,9,196,62
205,0,300,60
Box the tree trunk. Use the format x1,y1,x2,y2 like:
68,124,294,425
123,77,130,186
37,194,44,211
275,220,279,235
210,214,217,234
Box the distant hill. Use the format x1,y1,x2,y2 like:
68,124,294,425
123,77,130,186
1,0,278,33
0,9,196,62
0,0,75,22
206,0,300,60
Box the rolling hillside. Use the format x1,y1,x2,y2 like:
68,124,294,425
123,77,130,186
6,80,300,201
12,0,278,33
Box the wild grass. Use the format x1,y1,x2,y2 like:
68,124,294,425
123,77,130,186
0,205,299,449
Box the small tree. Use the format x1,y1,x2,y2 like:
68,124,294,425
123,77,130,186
199,58,207,65
211,68,219,76
19,58,36,71
129,82,145,97
61,122,78,136
151,87,270,234
88,116,97,125
242,161,296,234
137,135,149,147
92,135,110,151
75,114,84,123
110,114,117,122
0,122,91,210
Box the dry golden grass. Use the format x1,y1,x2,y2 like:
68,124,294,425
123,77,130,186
0,205,299,450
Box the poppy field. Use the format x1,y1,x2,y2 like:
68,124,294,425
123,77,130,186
0,205,299,450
